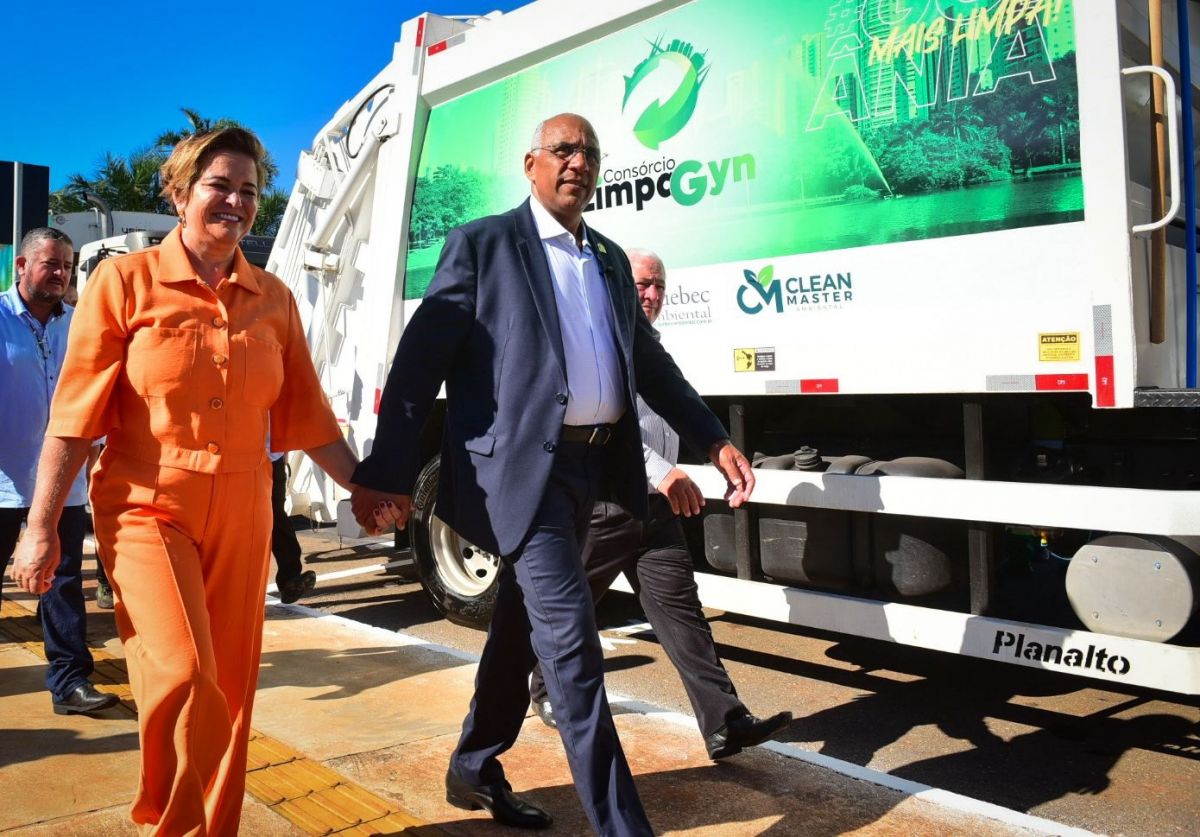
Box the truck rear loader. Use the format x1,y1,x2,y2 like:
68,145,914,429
266,0,1200,695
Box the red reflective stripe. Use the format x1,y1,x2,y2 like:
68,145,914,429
1095,355,1115,407
1034,373,1088,391
428,39,448,55
415,16,425,47
800,379,839,394
374,388,382,415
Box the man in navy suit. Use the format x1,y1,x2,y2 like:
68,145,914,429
351,113,754,835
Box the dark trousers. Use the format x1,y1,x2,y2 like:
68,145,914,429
0,505,93,700
450,441,653,837
530,494,745,737
270,456,303,586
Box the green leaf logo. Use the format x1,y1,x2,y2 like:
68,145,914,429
757,265,774,287
623,36,710,150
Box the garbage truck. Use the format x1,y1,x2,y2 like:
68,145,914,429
266,0,1200,695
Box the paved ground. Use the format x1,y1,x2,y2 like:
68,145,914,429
291,529,1200,837
0,531,1071,836
3,524,1197,835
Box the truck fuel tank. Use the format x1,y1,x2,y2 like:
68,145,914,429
1066,535,1200,642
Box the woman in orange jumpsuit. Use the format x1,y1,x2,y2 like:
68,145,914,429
11,128,360,834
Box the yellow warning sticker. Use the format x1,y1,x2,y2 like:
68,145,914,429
1039,332,1080,362
734,347,776,372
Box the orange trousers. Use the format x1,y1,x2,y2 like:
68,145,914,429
92,449,273,836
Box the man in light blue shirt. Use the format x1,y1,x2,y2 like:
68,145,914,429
1,227,117,715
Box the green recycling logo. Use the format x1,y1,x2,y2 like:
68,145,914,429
737,264,856,315
738,265,782,314
622,35,710,150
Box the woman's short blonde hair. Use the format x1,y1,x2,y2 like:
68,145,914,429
160,127,268,211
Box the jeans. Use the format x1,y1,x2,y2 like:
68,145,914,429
0,505,93,699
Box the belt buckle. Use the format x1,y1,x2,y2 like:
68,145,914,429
588,426,611,446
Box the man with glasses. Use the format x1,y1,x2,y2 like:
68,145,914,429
352,113,755,834
2,228,117,716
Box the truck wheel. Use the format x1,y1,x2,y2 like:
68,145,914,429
410,455,499,630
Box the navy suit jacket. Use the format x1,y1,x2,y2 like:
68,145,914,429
353,199,727,556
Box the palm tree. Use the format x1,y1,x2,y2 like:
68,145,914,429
930,100,984,145
52,109,289,238
154,107,223,148
53,147,172,216
253,190,289,237
156,108,280,187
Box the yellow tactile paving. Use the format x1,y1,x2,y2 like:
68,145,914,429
248,758,343,801
2,593,444,835
0,597,43,643
249,731,309,768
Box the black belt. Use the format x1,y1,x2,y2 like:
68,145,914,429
560,424,614,446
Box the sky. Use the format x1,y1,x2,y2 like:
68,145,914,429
0,0,528,191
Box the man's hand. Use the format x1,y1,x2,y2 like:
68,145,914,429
10,527,61,595
350,485,412,535
709,440,755,508
657,468,705,517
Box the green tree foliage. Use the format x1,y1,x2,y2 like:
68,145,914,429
50,108,289,237
859,120,1010,194
156,108,280,187
409,166,488,246
848,50,1079,195
253,190,289,237
50,147,170,215
974,52,1080,172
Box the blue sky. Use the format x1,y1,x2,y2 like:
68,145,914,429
1,0,527,191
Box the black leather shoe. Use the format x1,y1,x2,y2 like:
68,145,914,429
279,570,317,604
531,699,556,729
53,683,120,716
445,770,552,829
705,710,794,760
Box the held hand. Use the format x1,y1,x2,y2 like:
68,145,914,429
657,468,705,517
709,440,755,508
10,527,61,595
350,484,412,535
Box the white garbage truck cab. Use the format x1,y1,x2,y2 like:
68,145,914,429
267,0,1200,694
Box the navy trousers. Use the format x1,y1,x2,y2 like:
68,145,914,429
530,494,745,738
449,440,653,837
0,505,93,700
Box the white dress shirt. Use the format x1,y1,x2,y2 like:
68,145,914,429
529,197,625,426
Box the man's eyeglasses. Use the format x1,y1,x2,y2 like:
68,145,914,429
531,143,605,167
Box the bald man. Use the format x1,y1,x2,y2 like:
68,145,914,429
527,249,791,760
352,115,756,834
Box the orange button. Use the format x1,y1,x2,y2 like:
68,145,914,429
212,353,227,366
210,398,224,410
212,316,226,328
206,442,220,454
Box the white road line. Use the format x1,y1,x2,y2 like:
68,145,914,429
607,697,1099,837
265,559,413,595
267,568,1099,837
601,620,655,636
265,594,479,663
754,739,1100,837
